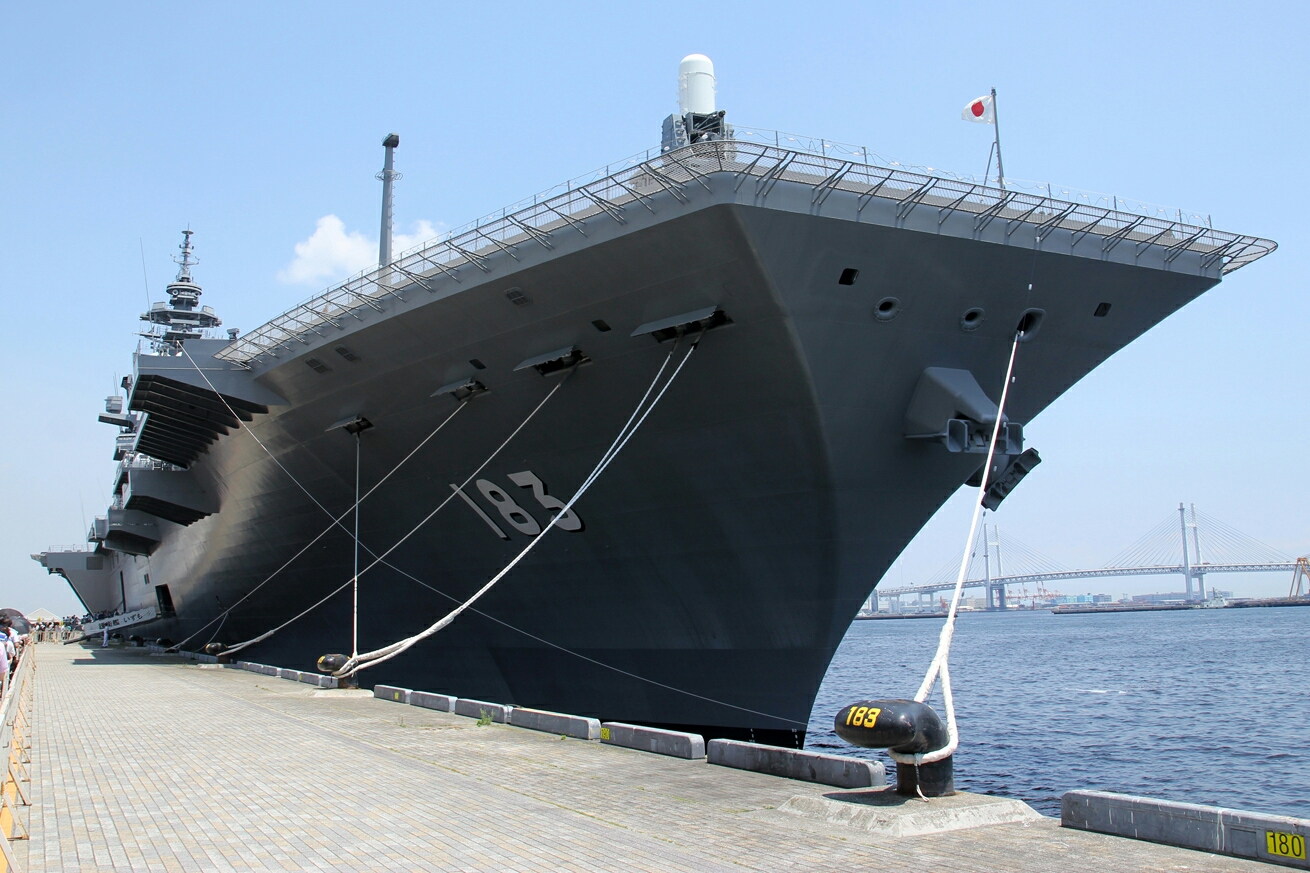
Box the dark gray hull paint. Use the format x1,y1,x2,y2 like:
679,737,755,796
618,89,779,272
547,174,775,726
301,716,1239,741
98,183,1217,743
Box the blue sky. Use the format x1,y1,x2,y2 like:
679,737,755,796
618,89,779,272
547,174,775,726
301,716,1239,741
2,1,1305,614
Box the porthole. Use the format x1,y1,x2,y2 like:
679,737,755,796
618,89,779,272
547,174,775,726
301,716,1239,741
874,297,902,322
960,308,985,331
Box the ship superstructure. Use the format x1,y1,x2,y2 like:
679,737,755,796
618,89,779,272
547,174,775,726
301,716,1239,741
35,57,1275,745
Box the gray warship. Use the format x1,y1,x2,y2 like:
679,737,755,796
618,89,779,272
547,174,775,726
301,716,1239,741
35,57,1275,745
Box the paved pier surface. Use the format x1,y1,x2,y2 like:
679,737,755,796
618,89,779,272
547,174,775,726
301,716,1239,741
25,644,1264,871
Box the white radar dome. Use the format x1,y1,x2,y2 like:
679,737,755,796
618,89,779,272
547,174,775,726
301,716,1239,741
678,54,716,115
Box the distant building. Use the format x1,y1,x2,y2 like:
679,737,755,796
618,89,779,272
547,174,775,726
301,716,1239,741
1132,592,1191,604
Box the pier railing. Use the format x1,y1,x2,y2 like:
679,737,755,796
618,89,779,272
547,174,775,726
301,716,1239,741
0,645,35,872
215,138,1277,368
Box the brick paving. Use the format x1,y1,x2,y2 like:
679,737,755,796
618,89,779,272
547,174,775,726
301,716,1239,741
21,643,1265,871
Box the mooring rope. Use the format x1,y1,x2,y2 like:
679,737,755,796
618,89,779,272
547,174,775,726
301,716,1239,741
888,330,1023,768
381,557,808,726
336,338,700,677
171,345,467,651
220,363,581,657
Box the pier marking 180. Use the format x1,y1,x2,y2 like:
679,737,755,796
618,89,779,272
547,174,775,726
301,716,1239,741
455,470,583,540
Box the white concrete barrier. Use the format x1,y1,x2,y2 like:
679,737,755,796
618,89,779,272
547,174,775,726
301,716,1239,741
707,739,886,789
509,707,600,740
410,691,456,712
278,668,302,682
299,673,337,688
454,698,511,723
600,723,704,759
1063,790,1310,869
374,685,412,704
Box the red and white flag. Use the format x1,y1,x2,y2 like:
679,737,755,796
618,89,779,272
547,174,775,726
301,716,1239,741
962,95,995,124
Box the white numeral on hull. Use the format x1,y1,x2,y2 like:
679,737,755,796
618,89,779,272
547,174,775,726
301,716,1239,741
460,470,584,540
507,471,582,531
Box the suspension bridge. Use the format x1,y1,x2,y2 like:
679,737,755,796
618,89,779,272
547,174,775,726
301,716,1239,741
875,503,1304,611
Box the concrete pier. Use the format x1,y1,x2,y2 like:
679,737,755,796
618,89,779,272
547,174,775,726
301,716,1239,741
17,644,1268,871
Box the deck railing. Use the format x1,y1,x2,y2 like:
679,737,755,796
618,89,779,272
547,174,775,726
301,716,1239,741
215,137,1276,368
0,645,35,871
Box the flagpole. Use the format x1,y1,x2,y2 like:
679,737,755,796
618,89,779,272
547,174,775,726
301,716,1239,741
991,86,1006,190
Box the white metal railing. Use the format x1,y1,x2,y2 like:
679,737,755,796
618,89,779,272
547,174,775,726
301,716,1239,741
731,126,1218,227
0,645,35,871
113,454,182,489
216,137,1276,368
42,544,96,554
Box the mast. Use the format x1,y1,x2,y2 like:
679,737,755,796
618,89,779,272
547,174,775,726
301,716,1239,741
378,133,400,268
139,229,221,352
991,87,1006,190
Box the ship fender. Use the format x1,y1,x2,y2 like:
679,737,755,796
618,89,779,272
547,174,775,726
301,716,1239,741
834,699,954,797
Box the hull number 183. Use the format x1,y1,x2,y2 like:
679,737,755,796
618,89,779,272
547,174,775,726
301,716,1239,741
453,470,583,540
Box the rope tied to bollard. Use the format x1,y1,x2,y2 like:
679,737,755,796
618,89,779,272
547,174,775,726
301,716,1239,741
887,329,1024,771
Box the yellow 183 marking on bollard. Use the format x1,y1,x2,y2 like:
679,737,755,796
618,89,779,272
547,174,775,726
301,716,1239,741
1266,831,1306,860
844,706,881,728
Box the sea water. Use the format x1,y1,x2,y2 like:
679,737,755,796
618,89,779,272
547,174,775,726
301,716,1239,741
807,606,1310,817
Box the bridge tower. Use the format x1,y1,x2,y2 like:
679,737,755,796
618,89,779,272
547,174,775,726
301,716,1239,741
1179,502,1209,601
984,523,1008,610
1179,503,1194,600
1190,503,1206,600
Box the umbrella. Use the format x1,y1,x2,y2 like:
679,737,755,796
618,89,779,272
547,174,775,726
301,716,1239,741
0,609,31,635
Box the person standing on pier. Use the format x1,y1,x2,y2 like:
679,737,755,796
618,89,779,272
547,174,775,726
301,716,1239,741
0,620,11,678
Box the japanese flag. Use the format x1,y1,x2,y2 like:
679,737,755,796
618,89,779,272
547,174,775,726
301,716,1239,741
962,95,994,124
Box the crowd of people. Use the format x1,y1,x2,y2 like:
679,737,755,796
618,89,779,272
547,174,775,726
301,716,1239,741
0,617,23,681
31,621,74,642
74,609,122,626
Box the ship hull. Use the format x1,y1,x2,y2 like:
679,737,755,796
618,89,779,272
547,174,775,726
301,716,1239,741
49,166,1234,745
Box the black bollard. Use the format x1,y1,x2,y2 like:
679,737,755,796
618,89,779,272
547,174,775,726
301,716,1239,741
317,653,356,686
833,698,955,797
895,756,954,798
316,653,348,674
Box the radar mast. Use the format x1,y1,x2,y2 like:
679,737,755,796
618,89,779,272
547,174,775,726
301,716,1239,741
140,229,222,353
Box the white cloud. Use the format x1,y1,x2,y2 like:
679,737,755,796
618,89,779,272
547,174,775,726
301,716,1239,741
278,215,375,285
393,220,443,256
279,216,445,286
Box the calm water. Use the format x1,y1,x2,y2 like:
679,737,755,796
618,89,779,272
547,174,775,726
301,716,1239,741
805,607,1310,817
